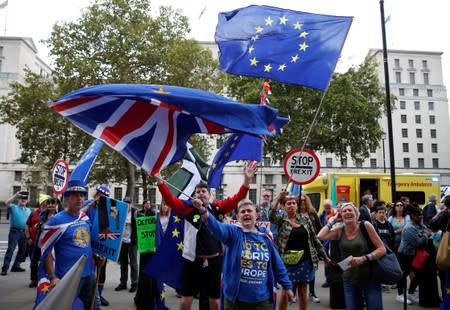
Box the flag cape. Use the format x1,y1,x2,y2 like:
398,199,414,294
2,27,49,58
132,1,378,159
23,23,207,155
215,5,352,91
49,83,288,175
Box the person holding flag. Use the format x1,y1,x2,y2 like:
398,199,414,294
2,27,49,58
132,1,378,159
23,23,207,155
156,161,257,310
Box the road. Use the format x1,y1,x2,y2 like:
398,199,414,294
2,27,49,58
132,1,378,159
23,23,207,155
0,221,436,309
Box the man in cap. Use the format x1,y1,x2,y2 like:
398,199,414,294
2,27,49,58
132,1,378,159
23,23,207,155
43,180,103,310
1,191,31,275
83,185,111,306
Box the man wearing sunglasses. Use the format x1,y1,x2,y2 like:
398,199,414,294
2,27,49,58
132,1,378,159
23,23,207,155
1,191,31,276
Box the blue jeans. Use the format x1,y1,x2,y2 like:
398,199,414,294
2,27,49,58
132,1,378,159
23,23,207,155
2,228,27,270
78,272,100,310
343,280,383,310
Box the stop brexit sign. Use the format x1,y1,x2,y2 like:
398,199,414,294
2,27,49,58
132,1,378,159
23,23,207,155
283,148,320,185
51,159,69,195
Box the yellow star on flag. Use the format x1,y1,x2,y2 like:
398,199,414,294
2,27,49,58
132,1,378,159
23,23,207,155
42,284,50,293
251,34,259,41
278,64,286,71
248,46,255,54
265,16,273,26
160,290,166,300
299,42,309,51
255,25,264,33
173,216,181,223
279,16,288,25
172,228,180,237
250,57,259,66
293,22,302,30
291,55,299,63
264,64,273,72
299,31,309,39
177,241,184,251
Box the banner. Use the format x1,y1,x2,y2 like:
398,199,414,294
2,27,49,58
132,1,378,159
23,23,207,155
136,216,157,253
91,196,128,261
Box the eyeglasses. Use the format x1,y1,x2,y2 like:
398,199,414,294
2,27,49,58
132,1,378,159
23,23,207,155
395,204,403,207
263,195,271,197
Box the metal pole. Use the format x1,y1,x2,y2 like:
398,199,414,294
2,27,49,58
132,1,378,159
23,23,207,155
382,138,386,173
379,0,397,202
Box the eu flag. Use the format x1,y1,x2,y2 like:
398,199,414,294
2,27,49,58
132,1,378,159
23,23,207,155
215,5,353,91
208,133,262,188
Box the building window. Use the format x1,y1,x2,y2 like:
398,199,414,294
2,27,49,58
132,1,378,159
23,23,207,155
416,129,422,138
413,89,419,96
133,187,140,204
370,146,376,153
428,102,434,110
281,175,288,184
355,160,363,168
399,101,406,109
249,189,257,204
399,88,405,96
402,128,408,138
394,58,400,68
408,59,414,68
149,188,156,204
326,157,333,167
395,72,401,84
403,158,410,168
265,174,273,184
114,187,123,200
401,115,407,123
370,158,377,168
432,158,439,168
417,143,423,153
418,158,425,168
13,186,21,195
415,115,421,124
14,171,23,182
251,175,257,183
431,143,438,153
215,188,224,200
340,158,347,168
409,72,415,84
423,73,429,85
263,157,271,166
414,101,420,110
430,129,437,138
429,115,435,124
402,143,409,152
427,89,433,97
422,60,428,69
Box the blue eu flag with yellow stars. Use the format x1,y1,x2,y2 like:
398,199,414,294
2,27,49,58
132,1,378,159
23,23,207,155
215,5,353,91
208,133,262,188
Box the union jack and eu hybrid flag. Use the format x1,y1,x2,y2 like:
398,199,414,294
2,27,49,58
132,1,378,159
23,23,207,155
215,5,353,91
49,84,288,176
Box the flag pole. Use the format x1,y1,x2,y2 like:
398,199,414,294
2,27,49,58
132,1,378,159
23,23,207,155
158,177,195,200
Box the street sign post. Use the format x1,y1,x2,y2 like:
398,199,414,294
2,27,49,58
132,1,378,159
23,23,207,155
51,159,69,195
283,148,320,185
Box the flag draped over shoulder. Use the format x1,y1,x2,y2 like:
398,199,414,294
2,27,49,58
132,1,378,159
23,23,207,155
208,133,262,188
215,5,353,91
49,84,287,176
69,139,104,184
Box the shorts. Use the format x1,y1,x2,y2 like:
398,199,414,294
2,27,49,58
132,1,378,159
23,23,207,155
180,256,222,299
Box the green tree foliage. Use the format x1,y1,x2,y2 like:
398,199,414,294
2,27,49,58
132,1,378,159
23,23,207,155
225,59,386,163
0,0,222,198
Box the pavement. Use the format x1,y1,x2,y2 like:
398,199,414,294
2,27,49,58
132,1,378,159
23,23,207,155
0,221,440,309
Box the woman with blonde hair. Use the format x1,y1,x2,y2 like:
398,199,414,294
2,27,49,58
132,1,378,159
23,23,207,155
270,195,327,310
317,202,386,310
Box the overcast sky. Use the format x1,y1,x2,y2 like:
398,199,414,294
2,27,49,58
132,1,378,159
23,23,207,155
2,0,449,90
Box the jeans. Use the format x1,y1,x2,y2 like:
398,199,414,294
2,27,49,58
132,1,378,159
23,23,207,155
2,229,27,270
343,280,383,310
119,243,138,286
78,272,100,310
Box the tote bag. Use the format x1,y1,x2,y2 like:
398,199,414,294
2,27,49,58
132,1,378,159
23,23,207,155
436,217,450,271
412,247,430,270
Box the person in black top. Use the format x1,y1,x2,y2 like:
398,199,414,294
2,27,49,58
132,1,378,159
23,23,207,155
372,203,395,251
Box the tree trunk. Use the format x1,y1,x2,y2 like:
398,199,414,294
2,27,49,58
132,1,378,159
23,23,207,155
125,161,135,200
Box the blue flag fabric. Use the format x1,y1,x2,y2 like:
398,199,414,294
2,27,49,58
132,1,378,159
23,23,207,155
215,5,353,91
50,84,287,176
145,210,185,291
208,133,262,188
69,139,104,184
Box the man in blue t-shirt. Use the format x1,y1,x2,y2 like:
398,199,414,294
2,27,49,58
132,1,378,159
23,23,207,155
1,191,31,275
44,180,103,310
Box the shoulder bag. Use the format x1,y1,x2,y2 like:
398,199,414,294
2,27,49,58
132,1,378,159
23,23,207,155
282,250,304,265
360,221,403,285
412,247,430,269
436,215,450,270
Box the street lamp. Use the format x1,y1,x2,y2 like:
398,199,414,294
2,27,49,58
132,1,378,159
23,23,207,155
381,132,386,173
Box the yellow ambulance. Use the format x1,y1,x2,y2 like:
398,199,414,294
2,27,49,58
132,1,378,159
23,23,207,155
303,172,440,213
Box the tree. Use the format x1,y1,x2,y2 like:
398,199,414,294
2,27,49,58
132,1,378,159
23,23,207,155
225,59,386,163
0,0,223,198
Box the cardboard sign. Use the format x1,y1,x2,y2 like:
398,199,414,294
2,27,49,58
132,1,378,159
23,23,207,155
91,196,128,261
136,216,157,253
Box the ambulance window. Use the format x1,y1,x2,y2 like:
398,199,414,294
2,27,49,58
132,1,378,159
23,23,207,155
395,191,425,205
307,193,321,212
